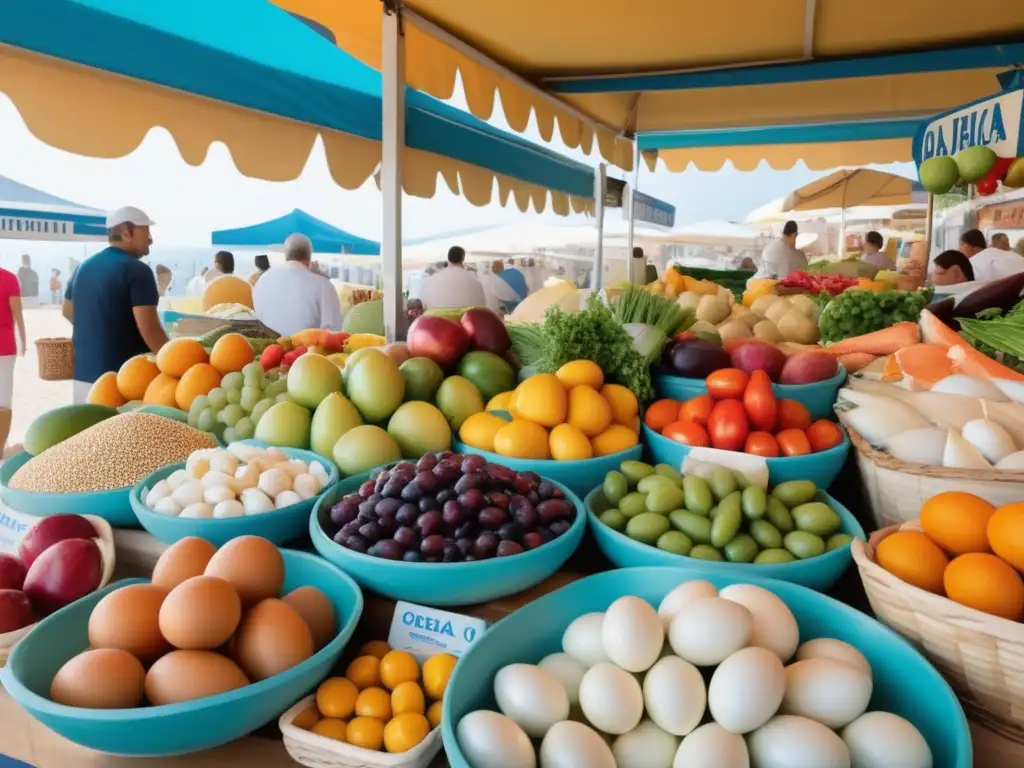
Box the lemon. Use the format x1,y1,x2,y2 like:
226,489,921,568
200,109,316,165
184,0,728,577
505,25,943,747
514,374,567,427
458,412,507,452
508,388,524,419
391,681,426,716
345,655,381,690
493,420,550,459
486,391,514,412
556,360,604,390
355,686,392,720
422,653,458,700
601,383,639,424
426,700,443,729
591,423,640,456
383,712,431,753
316,677,358,719
566,385,613,437
549,423,594,461
310,718,347,741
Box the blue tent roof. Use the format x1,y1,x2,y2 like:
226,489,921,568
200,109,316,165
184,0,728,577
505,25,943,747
1,0,595,201
212,210,380,255
0,174,106,241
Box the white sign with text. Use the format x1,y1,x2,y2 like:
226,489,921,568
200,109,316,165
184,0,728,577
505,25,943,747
387,600,487,662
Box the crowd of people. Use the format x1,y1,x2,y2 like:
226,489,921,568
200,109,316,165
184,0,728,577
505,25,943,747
413,247,547,316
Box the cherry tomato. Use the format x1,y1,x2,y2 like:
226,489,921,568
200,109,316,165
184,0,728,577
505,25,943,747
705,368,750,400
743,369,777,432
744,431,780,458
776,399,812,430
680,394,714,426
706,399,750,452
806,419,843,452
662,419,710,448
776,428,812,457
644,399,684,432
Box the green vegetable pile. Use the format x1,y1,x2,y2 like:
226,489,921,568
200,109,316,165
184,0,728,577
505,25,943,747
818,288,934,345
610,284,693,337
958,299,1024,374
671,265,751,300
506,294,654,402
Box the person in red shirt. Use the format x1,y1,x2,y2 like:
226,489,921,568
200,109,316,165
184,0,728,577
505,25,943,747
0,266,26,453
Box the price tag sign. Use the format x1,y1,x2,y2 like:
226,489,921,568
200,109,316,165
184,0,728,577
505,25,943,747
0,503,33,556
387,601,487,662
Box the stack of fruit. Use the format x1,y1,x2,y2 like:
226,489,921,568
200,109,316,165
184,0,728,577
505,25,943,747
919,145,1023,197
289,642,456,754
187,362,287,443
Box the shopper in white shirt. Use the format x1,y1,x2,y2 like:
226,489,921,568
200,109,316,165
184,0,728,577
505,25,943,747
992,232,1011,251
419,246,486,310
252,233,343,336
755,220,808,279
960,229,1024,283
479,260,522,315
185,267,208,297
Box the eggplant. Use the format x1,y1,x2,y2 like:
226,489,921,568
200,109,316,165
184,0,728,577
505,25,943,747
668,338,732,379
954,272,1024,320
925,296,957,329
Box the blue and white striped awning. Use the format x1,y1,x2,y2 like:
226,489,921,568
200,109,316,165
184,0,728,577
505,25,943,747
0,174,106,242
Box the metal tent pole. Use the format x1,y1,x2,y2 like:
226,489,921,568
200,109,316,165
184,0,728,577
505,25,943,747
381,1,406,342
924,193,935,260
593,163,606,290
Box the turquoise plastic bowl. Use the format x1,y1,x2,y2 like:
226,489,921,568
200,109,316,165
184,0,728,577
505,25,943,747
642,424,851,490
130,444,340,547
441,567,971,768
0,548,363,757
310,472,587,607
653,364,847,420
0,451,139,527
585,487,864,592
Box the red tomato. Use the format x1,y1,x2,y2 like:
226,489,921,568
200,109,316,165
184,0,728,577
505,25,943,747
777,399,812,430
705,368,750,400
706,400,750,452
680,394,714,426
644,399,683,432
743,370,777,432
776,428,812,457
744,431,780,457
662,420,710,448
806,419,843,452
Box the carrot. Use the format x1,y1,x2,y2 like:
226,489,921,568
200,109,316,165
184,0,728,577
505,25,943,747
824,322,920,357
837,352,878,373
919,309,1024,381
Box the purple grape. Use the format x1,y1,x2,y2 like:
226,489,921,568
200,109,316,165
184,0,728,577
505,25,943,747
486,492,510,510
523,532,543,550
357,502,378,521
549,521,571,537
344,535,369,553
417,510,443,537
496,540,524,557
330,499,359,527
442,500,466,527
485,463,517,486
538,499,574,525
455,538,473,558
478,506,508,530
377,516,399,536
358,521,382,543
393,461,417,480
396,503,420,526
527,491,541,505
498,522,524,541
552,487,565,499
415,471,441,494
374,473,389,493
424,556,441,563
454,472,485,494
420,534,446,557
473,532,499,559
458,488,486,512
370,467,387,482
376,498,402,518
442,541,462,562
538,480,557,501
332,530,348,545
436,488,457,505
509,496,538,529
400,482,423,503
460,454,486,474
377,539,407,560
418,496,440,513
513,472,541,495
403,550,423,562
340,521,362,539
394,526,418,549
437,451,455,461
416,454,439,472
358,480,376,498
368,492,384,506
433,459,461,485
454,521,479,540
539,528,556,544
382,477,408,499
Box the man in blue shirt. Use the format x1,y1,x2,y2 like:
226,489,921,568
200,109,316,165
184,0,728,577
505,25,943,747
64,207,169,404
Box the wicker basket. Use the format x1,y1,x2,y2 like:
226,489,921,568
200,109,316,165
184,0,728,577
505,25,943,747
848,426,1024,529
34,337,74,381
853,523,1024,743
279,695,442,768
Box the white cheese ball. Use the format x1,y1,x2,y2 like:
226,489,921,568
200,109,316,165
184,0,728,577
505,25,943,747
602,596,664,672
240,487,275,515
213,499,245,519
292,473,322,500
258,467,292,497
179,502,214,519
209,450,238,476
152,497,182,517
145,479,171,509
204,485,236,505
234,464,260,491
275,490,302,509
278,459,308,478
171,480,205,507
165,468,189,491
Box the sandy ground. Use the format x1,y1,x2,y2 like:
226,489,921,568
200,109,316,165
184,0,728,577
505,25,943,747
9,307,74,446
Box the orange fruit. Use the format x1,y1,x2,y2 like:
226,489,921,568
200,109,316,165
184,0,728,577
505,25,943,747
493,420,550,460
316,677,358,719
143,373,180,408
175,363,222,411
426,700,442,729
116,354,159,401
209,333,255,375
921,492,995,556
988,503,1024,570
600,383,639,424
359,640,391,660
345,655,382,690
379,649,420,691
355,686,392,720
514,374,567,427
87,371,127,407
555,360,603,390
156,338,209,378
944,552,1024,621
422,653,457,700
875,531,949,594
201,275,254,312
566,386,613,437
345,716,384,750
310,718,346,741
590,424,639,457
548,423,593,461
383,712,431,753
391,681,426,716
291,704,320,730
644,399,681,433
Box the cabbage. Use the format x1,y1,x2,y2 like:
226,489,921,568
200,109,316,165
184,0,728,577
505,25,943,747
622,322,668,363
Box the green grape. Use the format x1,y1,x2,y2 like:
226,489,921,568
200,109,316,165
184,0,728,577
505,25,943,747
263,379,288,398
207,387,228,410
196,408,217,432
275,393,293,404
251,399,274,424
234,417,255,440
190,395,210,414
242,361,264,378
222,371,244,391
240,385,262,411
222,426,238,445
219,403,245,427
187,408,201,428
226,388,242,404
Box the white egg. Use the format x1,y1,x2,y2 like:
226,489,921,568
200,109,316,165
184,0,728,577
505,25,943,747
796,638,872,677
642,655,705,736
673,722,749,768
748,716,850,768
657,580,718,628
612,719,678,768
538,653,587,705
668,597,752,666
179,502,213,519
145,479,171,509
578,662,643,735
562,613,608,667
203,485,236,505
165,468,189,491
494,664,570,738
709,646,785,734
213,499,245,519
457,710,536,768
275,490,302,509
842,711,933,768
783,658,873,729
171,479,205,507
602,596,664,672
719,584,799,662
152,497,182,516
539,720,615,768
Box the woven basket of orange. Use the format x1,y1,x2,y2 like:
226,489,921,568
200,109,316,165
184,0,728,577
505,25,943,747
852,490,1024,742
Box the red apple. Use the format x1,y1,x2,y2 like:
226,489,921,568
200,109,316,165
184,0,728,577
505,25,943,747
18,514,99,570
22,538,103,616
0,553,27,591
0,589,33,634
407,315,470,369
461,308,511,355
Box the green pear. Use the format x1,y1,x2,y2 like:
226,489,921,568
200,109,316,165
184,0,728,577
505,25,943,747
310,392,363,459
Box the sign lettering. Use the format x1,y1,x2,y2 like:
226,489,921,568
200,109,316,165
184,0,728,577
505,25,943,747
388,600,486,661
914,87,1023,166
626,190,676,228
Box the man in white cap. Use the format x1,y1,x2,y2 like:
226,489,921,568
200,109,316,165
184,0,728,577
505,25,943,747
252,233,343,336
64,206,169,403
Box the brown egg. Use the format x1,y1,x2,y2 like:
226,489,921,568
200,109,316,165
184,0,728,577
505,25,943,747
152,537,217,591
50,648,146,709
234,598,314,681
282,586,337,650
159,576,241,650
144,650,250,706
204,536,284,605
88,584,170,663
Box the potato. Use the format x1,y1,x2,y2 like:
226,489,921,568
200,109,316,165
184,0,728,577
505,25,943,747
750,294,784,317
752,320,783,343
777,308,820,344
696,294,731,325
717,320,753,342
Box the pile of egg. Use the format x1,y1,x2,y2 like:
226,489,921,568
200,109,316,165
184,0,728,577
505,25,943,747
141,443,332,519
456,579,933,768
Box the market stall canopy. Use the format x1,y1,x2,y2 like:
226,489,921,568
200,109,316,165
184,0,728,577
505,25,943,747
275,0,1024,172
782,169,926,212
0,0,595,216
212,210,380,255
0,173,106,242
646,219,764,247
